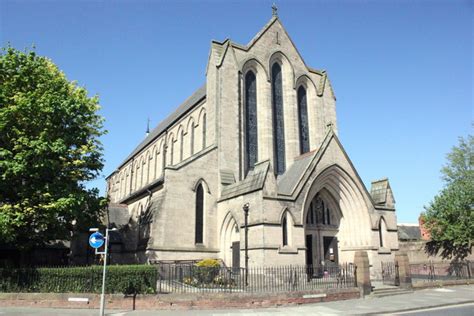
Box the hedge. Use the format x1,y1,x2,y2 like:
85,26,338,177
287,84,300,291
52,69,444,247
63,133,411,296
0,265,157,294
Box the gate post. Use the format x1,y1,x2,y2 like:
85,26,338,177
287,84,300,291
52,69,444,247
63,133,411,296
354,251,371,296
395,252,412,289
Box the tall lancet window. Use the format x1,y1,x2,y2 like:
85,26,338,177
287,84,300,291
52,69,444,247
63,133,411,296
272,63,285,175
195,184,204,244
245,71,258,174
298,86,310,154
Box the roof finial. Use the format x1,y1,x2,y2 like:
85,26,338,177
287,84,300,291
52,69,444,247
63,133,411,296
272,3,278,17
145,117,150,137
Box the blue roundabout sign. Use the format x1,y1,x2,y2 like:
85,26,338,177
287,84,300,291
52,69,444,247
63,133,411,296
89,232,105,249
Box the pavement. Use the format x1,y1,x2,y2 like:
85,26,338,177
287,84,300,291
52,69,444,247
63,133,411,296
0,285,473,315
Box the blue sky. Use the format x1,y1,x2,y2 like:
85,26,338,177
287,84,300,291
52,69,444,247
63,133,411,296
1,0,472,223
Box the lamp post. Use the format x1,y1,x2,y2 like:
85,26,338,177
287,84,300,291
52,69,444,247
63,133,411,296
89,227,117,316
243,203,249,286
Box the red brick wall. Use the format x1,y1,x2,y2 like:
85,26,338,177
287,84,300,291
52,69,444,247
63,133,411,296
0,289,360,310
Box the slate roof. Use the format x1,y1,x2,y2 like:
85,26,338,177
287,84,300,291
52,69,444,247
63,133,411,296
370,178,389,204
277,152,315,196
220,161,269,200
115,84,207,171
398,225,421,241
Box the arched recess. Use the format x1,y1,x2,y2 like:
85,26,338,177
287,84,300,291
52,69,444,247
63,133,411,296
220,211,241,268
166,133,175,166
269,52,296,173
241,59,270,171
378,217,387,248
301,164,373,265
295,75,320,151
184,117,195,159
149,146,156,181
155,139,165,178
144,151,150,185
194,108,206,152
279,208,295,247
176,125,184,164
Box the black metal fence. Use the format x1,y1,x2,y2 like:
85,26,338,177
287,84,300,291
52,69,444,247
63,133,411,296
410,261,472,283
156,263,356,294
381,261,400,286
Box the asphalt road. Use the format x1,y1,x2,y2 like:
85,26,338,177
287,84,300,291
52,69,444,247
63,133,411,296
389,303,474,316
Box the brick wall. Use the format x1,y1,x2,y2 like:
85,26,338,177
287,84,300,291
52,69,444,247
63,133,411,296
0,288,360,310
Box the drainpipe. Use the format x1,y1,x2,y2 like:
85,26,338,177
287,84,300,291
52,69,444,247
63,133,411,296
243,203,249,286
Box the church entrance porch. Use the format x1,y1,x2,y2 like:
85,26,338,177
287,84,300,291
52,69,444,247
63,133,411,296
304,190,341,277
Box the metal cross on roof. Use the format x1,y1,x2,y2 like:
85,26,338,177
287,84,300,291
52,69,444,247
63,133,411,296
272,3,278,17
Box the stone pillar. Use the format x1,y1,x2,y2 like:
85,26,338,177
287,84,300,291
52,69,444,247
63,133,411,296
354,251,371,296
395,252,412,289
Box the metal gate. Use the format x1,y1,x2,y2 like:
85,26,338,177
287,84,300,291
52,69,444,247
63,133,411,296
381,261,400,286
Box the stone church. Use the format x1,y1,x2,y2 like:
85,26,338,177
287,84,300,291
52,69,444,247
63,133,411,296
106,11,399,270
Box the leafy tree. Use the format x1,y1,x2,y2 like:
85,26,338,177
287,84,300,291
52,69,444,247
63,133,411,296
423,134,474,261
0,46,106,251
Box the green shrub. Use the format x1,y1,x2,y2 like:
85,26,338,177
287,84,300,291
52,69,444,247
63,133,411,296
0,265,157,294
193,259,221,285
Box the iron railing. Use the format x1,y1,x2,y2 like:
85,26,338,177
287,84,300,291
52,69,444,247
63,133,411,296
156,263,356,294
410,260,472,283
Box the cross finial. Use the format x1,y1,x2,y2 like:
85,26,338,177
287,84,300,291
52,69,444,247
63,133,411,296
272,3,278,17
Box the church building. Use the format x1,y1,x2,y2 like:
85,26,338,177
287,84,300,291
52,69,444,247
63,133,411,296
106,11,399,270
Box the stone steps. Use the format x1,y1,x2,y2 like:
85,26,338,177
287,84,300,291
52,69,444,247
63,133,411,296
370,287,413,298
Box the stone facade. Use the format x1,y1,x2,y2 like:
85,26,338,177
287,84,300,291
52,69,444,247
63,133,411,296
106,15,399,270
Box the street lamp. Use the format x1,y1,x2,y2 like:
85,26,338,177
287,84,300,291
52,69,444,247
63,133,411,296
243,203,249,286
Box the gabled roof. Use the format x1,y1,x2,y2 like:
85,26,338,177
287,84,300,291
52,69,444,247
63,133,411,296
277,152,315,196
370,178,391,205
113,84,206,173
397,224,421,241
220,161,270,201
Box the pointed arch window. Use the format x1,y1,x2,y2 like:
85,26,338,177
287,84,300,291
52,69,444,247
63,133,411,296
379,218,386,248
272,63,285,175
245,71,258,174
195,183,204,244
282,213,288,246
298,86,310,154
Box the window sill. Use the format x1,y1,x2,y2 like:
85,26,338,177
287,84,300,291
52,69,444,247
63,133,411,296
278,246,298,254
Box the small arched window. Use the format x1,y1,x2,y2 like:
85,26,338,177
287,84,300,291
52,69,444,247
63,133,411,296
195,183,204,244
298,86,310,154
271,63,285,175
282,213,288,246
245,71,258,174
379,218,386,248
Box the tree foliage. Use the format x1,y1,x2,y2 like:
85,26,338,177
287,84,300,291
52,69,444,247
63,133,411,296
0,46,106,249
423,134,474,260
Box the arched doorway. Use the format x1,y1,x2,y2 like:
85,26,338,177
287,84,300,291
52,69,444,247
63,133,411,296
220,213,240,269
304,189,342,269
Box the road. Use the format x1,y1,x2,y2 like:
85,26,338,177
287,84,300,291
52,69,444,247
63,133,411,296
0,285,473,315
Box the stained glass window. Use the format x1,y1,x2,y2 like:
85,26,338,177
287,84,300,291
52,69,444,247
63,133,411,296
298,86,310,154
245,71,258,174
272,63,285,175
195,184,204,244
282,214,288,246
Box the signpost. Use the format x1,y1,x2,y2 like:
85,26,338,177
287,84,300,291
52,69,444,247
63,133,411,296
89,227,117,316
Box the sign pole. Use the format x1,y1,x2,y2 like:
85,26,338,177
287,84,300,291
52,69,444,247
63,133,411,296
99,228,109,316
89,227,116,316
